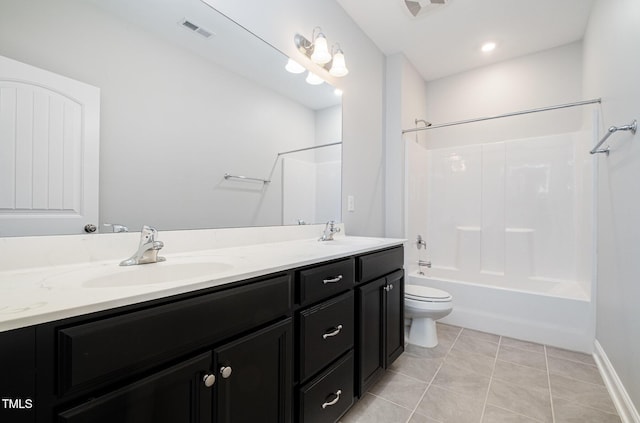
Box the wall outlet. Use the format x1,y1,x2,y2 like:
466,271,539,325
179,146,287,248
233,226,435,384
347,195,355,212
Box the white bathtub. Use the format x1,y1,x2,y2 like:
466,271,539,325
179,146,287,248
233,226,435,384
406,270,595,353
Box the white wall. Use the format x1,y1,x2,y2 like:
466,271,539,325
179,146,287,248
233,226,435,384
583,0,640,413
208,0,386,236
421,42,587,149
385,54,428,239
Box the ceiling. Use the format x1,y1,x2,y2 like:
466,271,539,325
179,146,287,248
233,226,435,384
335,0,596,81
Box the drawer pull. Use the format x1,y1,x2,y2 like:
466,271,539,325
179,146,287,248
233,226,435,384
322,390,342,409
203,373,216,388
322,275,343,284
322,324,343,339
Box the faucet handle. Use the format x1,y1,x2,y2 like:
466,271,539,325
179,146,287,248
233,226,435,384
140,225,158,243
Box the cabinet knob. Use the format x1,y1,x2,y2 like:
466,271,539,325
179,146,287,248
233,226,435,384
220,366,233,379
322,324,343,340
322,390,342,409
203,373,216,388
322,275,343,284
384,284,394,292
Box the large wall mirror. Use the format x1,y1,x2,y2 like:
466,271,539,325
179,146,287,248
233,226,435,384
0,0,342,236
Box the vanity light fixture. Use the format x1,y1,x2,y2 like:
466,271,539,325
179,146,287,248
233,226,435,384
295,27,349,77
305,71,324,85
285,58,306,74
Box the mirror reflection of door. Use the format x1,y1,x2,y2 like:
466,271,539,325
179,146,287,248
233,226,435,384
0,55,100,236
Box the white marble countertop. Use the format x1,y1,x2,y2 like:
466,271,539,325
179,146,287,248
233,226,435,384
0,235,404,332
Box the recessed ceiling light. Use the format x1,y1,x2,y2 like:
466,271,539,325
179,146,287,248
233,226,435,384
481,42,496,53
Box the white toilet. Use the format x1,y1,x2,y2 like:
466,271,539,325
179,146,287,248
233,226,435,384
404,284,453,348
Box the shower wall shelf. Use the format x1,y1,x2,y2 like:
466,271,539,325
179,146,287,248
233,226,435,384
590,119,637,155
224,173,271,184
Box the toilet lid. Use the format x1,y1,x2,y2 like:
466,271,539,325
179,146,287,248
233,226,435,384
405,285,452,302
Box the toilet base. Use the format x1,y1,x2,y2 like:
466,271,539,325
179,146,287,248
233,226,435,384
408,317,438,348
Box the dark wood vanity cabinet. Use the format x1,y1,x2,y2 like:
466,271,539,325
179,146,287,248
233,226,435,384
356,248,405,396
57,318,292,423
0,244,403,423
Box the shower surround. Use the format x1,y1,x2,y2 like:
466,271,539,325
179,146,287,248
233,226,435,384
406,129,595,352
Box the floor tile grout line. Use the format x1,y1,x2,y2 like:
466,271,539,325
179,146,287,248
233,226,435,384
487,404,547,423
546,353,598,367
404,327,463,423
544,345,557,423
547,370,607,387
551,395,622,416
365,391,419,413
478,334,501,423
386,367,440,385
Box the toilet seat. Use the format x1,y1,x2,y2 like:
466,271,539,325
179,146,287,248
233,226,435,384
405,285,452,302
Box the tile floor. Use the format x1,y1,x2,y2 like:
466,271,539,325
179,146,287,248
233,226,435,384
340,324,621,423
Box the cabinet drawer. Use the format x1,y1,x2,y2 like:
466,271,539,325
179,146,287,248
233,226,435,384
299,291,354,381
298,259,354,306
357,246,403,283
58,274,291,395
299,351,354,423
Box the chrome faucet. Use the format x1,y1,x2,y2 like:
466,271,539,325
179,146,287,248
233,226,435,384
319,221,341,241
104,223,129,233
120,226,166,266
416,235,427,250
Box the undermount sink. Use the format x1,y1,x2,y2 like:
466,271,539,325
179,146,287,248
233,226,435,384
41,259,235,289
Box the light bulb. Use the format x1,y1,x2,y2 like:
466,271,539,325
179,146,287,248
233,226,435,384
329,49,349,77
311,33,332,64
285,58,305,74
305,71,324,85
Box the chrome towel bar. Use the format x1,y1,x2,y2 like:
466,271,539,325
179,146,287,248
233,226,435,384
590,120,637,155
223,173,271,184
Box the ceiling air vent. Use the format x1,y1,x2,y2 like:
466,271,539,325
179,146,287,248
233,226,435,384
403,0,450,17
179,19,214,39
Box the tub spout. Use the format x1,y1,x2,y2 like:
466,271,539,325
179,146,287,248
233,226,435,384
418,259,432,268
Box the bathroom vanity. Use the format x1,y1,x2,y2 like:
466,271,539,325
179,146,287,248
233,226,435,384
0,232,404,423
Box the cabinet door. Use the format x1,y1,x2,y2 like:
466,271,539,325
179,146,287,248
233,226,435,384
356,277,385,396
0,328,35,423
214,318,292,423
385,270,405,366
58,352,213,423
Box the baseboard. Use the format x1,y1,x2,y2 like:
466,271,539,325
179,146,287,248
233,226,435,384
593,340,640,423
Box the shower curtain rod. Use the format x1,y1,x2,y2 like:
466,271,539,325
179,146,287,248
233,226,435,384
277,141,342,156
401,98,602,134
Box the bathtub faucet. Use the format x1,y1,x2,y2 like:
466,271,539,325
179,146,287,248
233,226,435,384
416,235,427,250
